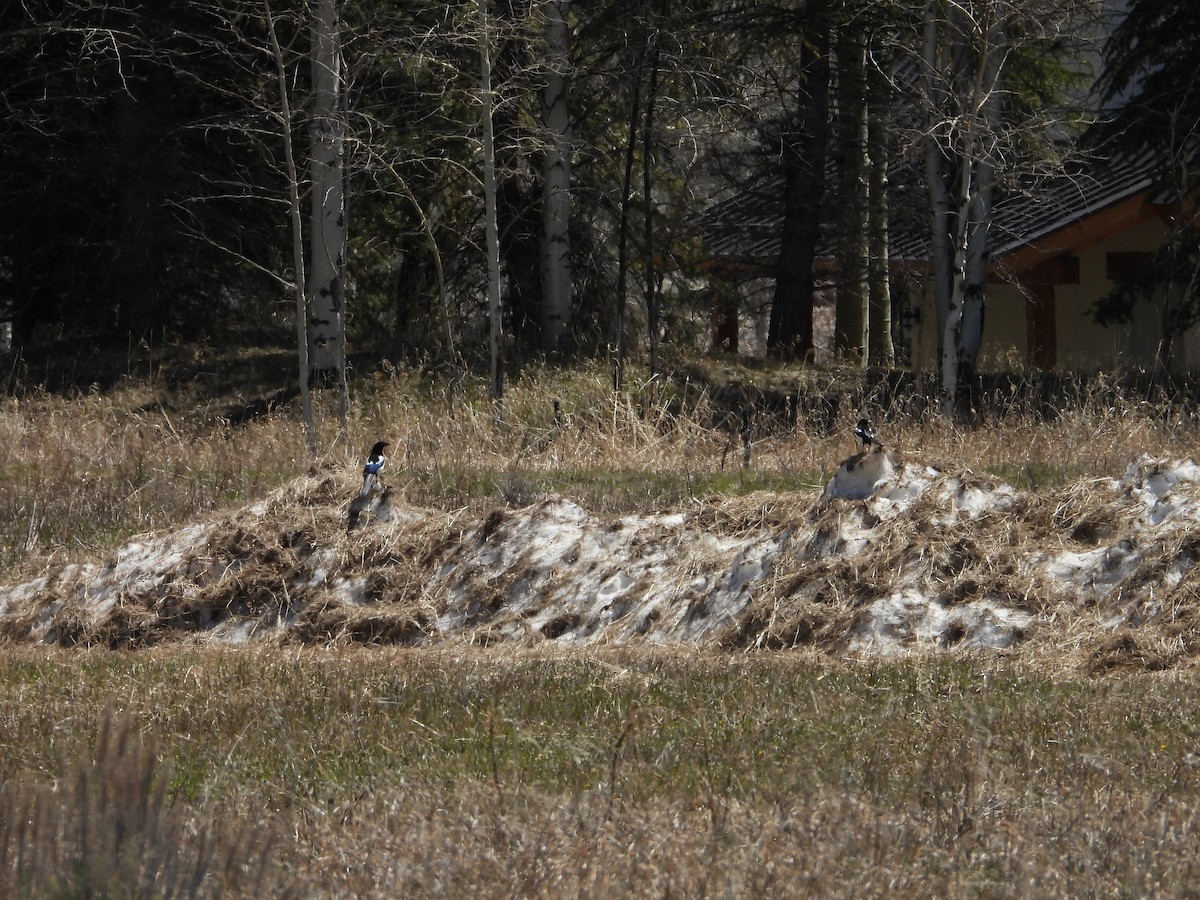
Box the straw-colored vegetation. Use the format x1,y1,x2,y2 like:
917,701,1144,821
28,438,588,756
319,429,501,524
3,348,1200,895
3,348,1194,579
4,648,1200,896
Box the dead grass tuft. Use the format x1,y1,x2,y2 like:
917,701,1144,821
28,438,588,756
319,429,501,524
4,648,1200,895
1085,631,1175,674
0,711,279,898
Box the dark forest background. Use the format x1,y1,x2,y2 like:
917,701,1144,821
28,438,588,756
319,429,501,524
0,1,1196,385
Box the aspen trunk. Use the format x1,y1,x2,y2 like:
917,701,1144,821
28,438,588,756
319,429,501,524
265,0,314,449
307,0,347,405
480,0,503,401
867,67,894,366
834,27,870,364
539,0,573,355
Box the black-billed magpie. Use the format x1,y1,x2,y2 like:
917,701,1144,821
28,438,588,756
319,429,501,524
361,440,389,496
854,418,881,450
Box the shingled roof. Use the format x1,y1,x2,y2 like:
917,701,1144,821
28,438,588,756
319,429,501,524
699,145,1165,277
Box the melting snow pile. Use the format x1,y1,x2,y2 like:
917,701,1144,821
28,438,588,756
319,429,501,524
3,452,1200,661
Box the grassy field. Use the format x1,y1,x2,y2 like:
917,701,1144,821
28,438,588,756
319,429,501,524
3,350,1200,895
3,648,1200,896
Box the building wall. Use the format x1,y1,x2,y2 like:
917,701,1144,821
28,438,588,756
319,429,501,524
906,215,1176,373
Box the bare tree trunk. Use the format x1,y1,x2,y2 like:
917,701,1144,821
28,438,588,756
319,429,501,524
941,148,974,417
958,23,1003,401
480,0,503,402
539,0,572,355
768,2,830,360
834,27,869,364
924,1,953,371
308,0,347,419
867,66,894,367
643,27,661,377
925,0,1003,418
265,0,314,451
374,155,456,366
613,38,645,392
114,78,164,338
959,154,993,394
1160,187,1185,373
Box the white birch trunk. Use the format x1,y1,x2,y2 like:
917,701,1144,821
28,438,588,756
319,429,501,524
924,1,953,365
960,48,1003,380
926,0,1005,417
643,29,661,376
959,197,989,377
942,153,974,416
867,82,894,366
265,0,314,449
480,0,503,401
539,0,572,354
834,29,870,364
308,0,346,385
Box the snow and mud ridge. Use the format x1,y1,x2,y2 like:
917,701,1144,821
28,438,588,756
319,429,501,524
3,449,1200,663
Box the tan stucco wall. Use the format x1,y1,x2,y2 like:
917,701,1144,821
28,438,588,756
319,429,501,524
907,216,1176,373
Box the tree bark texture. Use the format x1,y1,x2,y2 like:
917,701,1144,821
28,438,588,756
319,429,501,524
539,0,573,355
265,0,315,449
834,26,870,364
867,66,894,366
308,0,347,383
924,0,1004,418
768,2,830,360
480,0,504,401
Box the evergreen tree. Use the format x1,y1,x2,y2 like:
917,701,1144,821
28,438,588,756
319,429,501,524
1092,0,1200,372
767,1,831,360
1097,0,1200,149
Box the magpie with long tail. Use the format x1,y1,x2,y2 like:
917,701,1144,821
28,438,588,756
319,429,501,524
360,440,389,496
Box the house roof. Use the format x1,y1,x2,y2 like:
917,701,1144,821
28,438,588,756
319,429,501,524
699,144,1166,278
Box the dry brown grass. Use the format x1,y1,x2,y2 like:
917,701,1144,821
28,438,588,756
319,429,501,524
3,647,1200,896
5,354,1200,893
3,354,1197,583
0,710,279,897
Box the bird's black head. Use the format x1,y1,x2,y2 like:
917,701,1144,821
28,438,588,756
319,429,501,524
370,440,390,455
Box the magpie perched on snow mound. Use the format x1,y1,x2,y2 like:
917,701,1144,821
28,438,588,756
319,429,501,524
361,440,389,496
854,418,882,450
822,441,894,501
